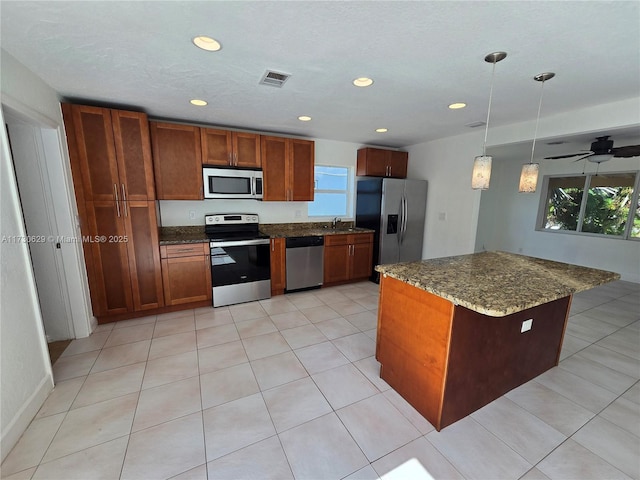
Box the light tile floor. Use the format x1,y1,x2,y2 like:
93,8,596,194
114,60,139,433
2,280,639,480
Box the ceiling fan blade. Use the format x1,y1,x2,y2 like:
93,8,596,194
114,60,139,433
612,144,640,157
544,152,593,160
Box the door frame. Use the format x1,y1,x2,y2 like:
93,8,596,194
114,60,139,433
2,95,94,340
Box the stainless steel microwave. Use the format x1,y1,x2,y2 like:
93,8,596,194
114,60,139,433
202,167,263,200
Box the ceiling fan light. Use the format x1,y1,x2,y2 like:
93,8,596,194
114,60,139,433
471,155,492,190
588,153,614,163
519,163,539,193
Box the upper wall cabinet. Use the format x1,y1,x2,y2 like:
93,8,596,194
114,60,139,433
261,136,314,201
201,128,261,168
150,122,203,200
357,147,408,178
67,104,156,201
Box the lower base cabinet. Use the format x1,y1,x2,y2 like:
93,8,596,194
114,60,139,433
160,243,212,305
270,238,286,295
324,233,373,286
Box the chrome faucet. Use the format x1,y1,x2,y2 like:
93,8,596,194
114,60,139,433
332,217,341,228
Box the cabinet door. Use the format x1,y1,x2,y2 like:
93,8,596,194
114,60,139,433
201,128,232,166
151,122,203,200
290,139,314,201
270,238,286,295
162,254,212,305
324,244,350,284
351,241,373,280
262,136,289,201
71,105,120,202
233,132,261,168
357,148,388,177
85,200,133,316
388,151,408,179
111,110,155,200
124,200,164,311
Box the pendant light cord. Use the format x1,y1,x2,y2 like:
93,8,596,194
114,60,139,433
529,79,546,164
482,61,497,156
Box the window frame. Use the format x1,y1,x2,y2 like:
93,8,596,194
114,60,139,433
308,164,353,219
536,170,640,241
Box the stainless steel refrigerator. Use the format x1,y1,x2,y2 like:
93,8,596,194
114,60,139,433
356,178,427,282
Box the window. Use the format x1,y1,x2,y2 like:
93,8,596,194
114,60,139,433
308,165,351,217
539,172,640,239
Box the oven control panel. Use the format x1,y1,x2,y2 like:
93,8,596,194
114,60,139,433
205,214,259,225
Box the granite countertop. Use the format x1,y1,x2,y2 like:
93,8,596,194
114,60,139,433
260,222,374,238
375,251,620,317
158,223,374,245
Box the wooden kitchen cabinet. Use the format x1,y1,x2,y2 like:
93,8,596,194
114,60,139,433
261,136,314,201
150,122,203,200
68,105,155,201
201,128,261,168
63,104,164,319
269,238,286,296
357,147,408,178
160,243,212,305
323,233,373,286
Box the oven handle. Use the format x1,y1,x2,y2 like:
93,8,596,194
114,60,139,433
210,238,271,248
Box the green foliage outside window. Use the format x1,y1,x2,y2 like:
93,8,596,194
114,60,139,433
543,172,639,239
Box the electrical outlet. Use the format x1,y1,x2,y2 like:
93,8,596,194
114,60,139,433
189,210,196,220
294,210,302,218
438,212,447,221
521,318,533,333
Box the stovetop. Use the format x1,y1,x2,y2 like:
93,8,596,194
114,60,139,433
205,213,266,243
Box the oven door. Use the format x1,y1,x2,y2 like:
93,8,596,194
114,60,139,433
210,238,271,287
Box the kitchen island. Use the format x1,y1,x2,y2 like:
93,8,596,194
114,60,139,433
374,251,619,431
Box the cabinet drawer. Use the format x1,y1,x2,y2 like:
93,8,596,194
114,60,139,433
351,233,373,244
324,233,373,246
324,234,349,246
160,243,208,258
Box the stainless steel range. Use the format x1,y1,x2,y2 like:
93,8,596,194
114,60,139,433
205,213,271,307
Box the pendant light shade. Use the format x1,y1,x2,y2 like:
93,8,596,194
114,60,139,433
472,51,507,190
472,155,492,190
518,163,539,193
519,72,555,193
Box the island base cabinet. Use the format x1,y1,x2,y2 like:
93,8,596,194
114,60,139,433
376,275,571,431
270,238,286,296
160,244,212,305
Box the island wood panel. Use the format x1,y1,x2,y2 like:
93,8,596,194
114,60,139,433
270,238,286,296
376,274,572,431
375,275,454,427
440,296,571,429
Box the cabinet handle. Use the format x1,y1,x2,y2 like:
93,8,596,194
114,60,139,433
121,184,127,217
271,239,275,251
228,153,232,166
114,184,120,217
234,152,238,166
389,165,392,177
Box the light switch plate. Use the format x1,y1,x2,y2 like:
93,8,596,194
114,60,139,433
521,318,533,333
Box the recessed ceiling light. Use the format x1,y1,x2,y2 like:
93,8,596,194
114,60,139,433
190,99,208,106
376,128,388,133
192,36,222,51
448,102,467,109
353,77,374,87
298,115,312,122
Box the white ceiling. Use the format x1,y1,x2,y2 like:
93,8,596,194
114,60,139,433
1,1,639,153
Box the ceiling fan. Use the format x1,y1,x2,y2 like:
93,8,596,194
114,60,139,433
544,135,640,163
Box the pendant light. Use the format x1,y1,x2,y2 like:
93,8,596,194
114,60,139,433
519,72,555,193
472,51,507,190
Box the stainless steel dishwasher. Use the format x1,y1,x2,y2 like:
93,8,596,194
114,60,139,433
285,236,324,292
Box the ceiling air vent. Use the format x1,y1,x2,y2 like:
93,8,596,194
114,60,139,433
465,121,486,128
260,70,290,88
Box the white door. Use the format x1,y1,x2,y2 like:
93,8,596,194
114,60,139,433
5,116,73,341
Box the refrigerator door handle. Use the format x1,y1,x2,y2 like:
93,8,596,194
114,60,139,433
401,195,408,244
397,197,404,245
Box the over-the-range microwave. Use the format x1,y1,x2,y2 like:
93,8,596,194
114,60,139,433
202,166,263,200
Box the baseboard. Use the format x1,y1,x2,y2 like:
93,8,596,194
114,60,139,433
1,374,53,463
